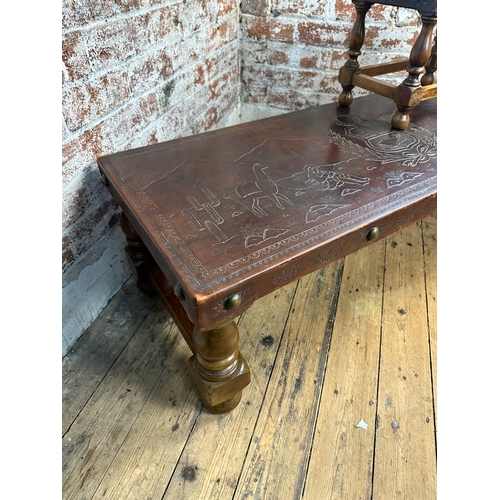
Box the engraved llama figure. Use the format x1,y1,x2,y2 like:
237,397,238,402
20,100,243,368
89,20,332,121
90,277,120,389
224,163,293,218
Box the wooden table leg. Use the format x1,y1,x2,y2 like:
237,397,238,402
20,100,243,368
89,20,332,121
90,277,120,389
147,259,252,414
120,211,250,414
120,212,157,295
189,320,251,414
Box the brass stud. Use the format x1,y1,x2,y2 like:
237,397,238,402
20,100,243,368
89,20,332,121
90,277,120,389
225,293,242,310
366,227,380,241
174,283,185,301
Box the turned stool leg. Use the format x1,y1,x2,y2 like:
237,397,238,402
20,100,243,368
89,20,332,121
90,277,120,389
188,320,251,414
338,1,371,106
120,212,157,295
392,13,437,129
421,36,437,86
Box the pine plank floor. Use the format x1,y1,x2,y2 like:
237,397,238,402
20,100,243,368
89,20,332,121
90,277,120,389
62,215,437,500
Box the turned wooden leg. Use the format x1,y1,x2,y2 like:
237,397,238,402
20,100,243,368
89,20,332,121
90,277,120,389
120,210,249,413
421,36,437,86
392,13,437,129
120,212,157,295
338,1,371,106
188,320,251,414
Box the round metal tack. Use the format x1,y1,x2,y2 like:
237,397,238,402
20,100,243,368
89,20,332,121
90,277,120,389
174,283,185,301
225,293,242,310
366,227,380,241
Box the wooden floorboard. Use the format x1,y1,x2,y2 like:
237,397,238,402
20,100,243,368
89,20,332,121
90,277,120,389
303,228,386,500
62,215,437,500
62,277,158,435
372,221,437,499
160,279,299,500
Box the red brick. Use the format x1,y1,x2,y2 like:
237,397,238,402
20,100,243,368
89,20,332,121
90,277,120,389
217,84,239,115
63,70,129,131
62,31,91,82
318,74,337,93
241,0,270,16
363,26,382,48
294,70,317,90
141,129,159,147
227,14,239,41
266,87,331,109
194,106,219,134
205,43,238,82
297,21,350,46
139,92,160,121
104,93,160,148
242,84,267,104
62,0,115,30
62,122,114,185
180,0,217,33
230,65,239,85
218,0,236,17
366,3,388,21
335,0,388,21
405,28,420,48
180,93,210,136
320,49,346,70
292,69,337,94
210,20,230,48
267,88,303,107
239,39,268,64
146,4,183,45
153,104,186,142
335,0,355,20
114,0,164,13
128,49,173,96
172,29,208,73
194,63,206,86
299,55,318,68
127,105,184,148
209,73,230,100
204,55,218,81
164,72,197,109
242,15,295,43
272,0,326,17
242,64,292,88
268,49,290,65
87,16,148,72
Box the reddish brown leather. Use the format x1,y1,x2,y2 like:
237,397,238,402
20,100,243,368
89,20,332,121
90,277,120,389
98,94,436,329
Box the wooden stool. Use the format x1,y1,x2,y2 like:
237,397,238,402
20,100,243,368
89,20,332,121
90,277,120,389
338,0,437,129
98,94,436,413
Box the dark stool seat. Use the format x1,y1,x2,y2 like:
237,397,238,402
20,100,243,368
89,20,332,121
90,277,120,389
98,93,437,413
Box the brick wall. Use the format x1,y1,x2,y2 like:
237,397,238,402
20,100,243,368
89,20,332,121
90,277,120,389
62,0,425,356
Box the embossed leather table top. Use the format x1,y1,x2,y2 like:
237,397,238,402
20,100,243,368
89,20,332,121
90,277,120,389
98,94,436,330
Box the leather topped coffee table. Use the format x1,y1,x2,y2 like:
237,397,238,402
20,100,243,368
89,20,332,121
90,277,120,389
98,93,436,413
